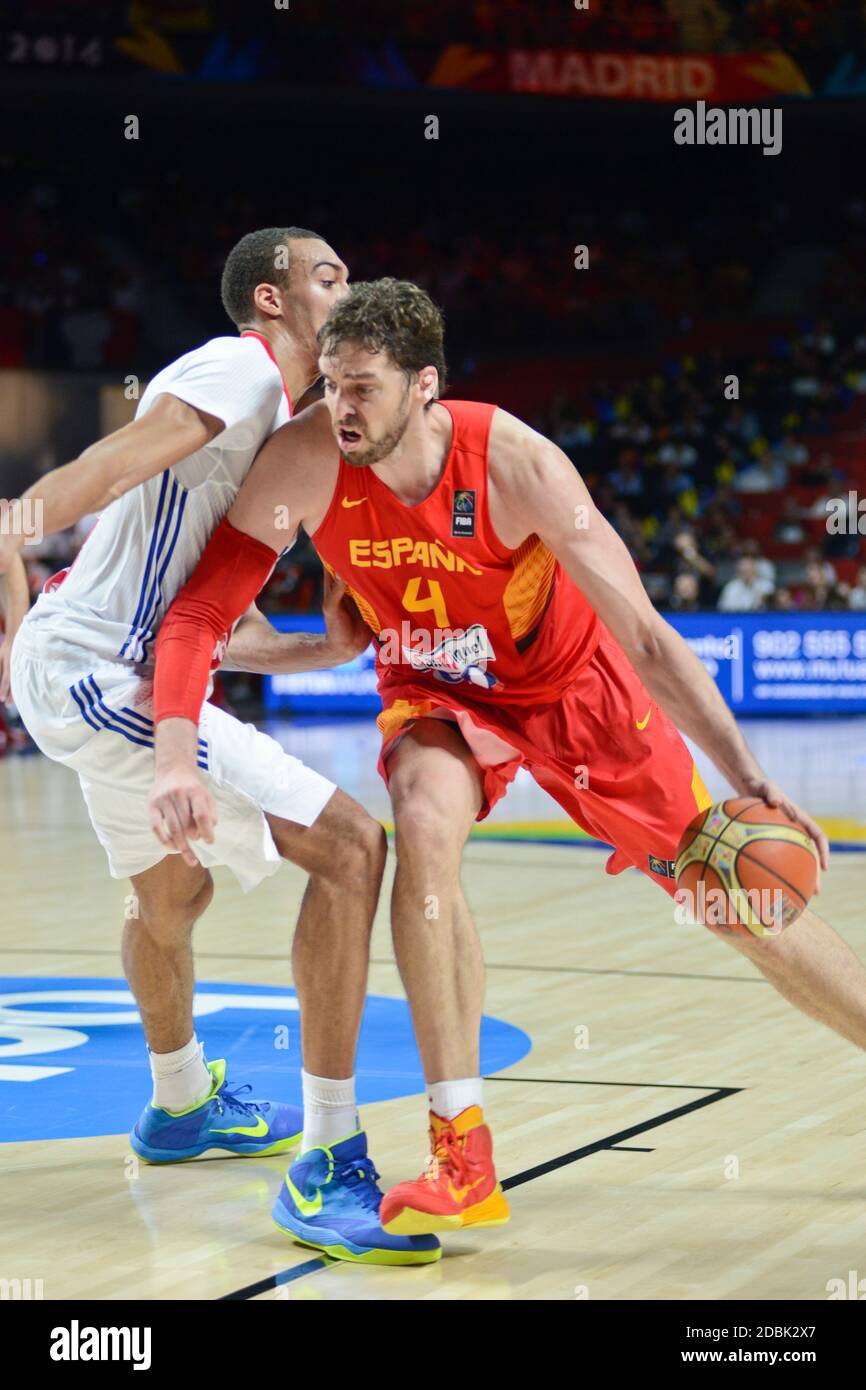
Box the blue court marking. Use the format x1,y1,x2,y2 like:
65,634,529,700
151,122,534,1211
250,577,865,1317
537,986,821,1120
0,977,531,1143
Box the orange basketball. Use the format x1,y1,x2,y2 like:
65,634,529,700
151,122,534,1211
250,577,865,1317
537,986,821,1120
674,798,818,937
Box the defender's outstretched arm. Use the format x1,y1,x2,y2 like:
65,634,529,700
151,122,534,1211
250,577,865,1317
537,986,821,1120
0,394,224,562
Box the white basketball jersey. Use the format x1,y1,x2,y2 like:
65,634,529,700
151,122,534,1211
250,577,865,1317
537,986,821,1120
21,334,291,673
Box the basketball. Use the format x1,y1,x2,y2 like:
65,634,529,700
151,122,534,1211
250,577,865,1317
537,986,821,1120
675,798,818,937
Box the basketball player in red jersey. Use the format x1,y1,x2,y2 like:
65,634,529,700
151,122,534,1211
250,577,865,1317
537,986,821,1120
152,279,866,1248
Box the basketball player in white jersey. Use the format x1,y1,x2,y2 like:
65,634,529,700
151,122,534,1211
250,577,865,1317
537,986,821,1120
0,229,441,1266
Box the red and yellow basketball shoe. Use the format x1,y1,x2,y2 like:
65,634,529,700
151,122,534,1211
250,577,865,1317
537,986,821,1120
380,1105,510,1235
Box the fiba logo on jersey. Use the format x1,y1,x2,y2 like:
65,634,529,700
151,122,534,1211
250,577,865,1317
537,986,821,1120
452,489,476,538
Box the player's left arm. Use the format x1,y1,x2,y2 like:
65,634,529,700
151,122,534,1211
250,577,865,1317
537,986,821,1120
0,549,30,703
221,576,371,674
489,410,829,869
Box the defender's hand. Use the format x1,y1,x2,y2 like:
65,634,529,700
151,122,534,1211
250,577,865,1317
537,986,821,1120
322,571,371,665
148,766,218,868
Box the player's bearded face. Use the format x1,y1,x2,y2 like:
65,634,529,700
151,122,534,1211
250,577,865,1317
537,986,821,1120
330,373,412,468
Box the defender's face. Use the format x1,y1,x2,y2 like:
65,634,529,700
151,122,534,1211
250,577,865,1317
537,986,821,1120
319,342,413,467
286,239,350,337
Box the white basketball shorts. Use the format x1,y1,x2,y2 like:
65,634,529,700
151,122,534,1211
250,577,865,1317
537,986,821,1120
10,636,336,892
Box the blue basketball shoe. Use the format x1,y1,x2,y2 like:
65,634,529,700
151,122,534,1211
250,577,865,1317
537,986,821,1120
130,1059,303,1163
272,1131,441,1265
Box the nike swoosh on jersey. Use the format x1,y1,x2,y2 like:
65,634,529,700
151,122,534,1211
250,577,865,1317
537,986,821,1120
341,497,368,509
210,1115,269,1138
284,1174,324,1217
636,708,652,730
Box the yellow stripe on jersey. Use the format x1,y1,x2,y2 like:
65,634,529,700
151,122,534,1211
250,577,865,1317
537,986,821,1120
318,554,382,635
502,535,556,643
346,585,381,637
691,762,713,813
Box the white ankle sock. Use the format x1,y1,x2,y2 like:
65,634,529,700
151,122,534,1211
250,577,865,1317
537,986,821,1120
301,1070,359,1152
149,1036,212,1114
428,1077,484,1121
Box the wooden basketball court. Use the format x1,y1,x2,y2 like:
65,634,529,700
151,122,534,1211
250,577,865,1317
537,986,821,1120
2,750,866,1302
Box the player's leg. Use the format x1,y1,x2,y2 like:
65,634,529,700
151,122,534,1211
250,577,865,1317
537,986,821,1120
125,849,306,1164
123,853,213,1058
707,907,866,1051
187,712,437,1261
265,789,386,1133
389,718,485,1081
195,702,386,1143
258,788,440,1265
378,717,511,1236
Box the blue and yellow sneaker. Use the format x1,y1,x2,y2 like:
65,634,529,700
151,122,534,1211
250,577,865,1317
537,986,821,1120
130,1059,303,1163
272,1131,441,1265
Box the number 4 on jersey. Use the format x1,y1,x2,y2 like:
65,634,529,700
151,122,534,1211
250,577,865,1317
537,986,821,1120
401,577,450,628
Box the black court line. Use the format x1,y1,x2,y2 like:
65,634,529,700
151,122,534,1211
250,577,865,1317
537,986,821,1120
501,1087,740,1191
609,1145,655,1152
219,1256,330,1301
218,1079,741,1299
484,1075,735,1091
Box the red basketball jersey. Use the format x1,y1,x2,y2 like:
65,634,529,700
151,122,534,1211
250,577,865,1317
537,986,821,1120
311,399,600,706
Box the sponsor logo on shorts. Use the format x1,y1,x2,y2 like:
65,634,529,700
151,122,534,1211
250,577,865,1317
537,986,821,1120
452,489,476,538
648,854,677,878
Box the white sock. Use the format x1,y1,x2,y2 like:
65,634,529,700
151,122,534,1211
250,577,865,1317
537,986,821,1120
301,1070,359,1153
149,1036,212,1114
428,1077,484,1121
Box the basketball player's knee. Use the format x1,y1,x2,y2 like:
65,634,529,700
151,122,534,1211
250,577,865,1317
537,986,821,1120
185,870,215,922
327,810,386,890
393,793,463,862
134,868,214,940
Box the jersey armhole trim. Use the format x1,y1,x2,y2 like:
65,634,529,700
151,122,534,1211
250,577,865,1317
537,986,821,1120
308,455,345,547
479,405,523,563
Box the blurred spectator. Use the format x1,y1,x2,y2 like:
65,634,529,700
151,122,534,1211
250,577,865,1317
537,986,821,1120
848,566,866,610
669,571,701,612
717,557,774,612
773,495,806,544
733,450,788,493
799,546,837,588
739,538,776,586
771,586,796,611
609,452,645,499
794,559,843,611
775,431,809,469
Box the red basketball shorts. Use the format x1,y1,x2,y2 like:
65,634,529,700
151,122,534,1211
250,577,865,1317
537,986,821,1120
376,630,713,897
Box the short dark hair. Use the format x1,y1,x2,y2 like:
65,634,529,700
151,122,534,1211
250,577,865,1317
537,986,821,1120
220,226,323,327
318,277,447,398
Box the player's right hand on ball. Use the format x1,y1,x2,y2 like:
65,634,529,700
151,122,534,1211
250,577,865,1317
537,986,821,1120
148,768,218,868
